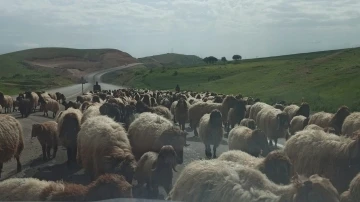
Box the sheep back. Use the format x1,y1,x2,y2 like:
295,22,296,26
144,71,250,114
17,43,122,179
199,111,223,147
340,173,360,202
0,115,24,163
81,103,101,124
342,112,360,136
57,108,82,148
284,104,300,120
239,118,256,130
289,115,309,136
188,102,221,128
256,107,289,141
45,99,60,113
31,121,58,146
248,102,271,121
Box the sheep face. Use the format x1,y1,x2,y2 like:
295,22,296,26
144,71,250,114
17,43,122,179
292,174,339,202
262,151,292,185
153,145,178,172
251,129,270,156
176,98,188,110
276,113,289,130
31,124,42,138
297,103,310,118
331,106,351,134
209,110,222,128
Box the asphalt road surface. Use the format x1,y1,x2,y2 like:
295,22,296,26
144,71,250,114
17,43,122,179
0,63,285,199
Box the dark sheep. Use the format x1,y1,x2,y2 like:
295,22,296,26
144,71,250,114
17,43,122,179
17,96,32,118
99,103,122,122
62,100,81,110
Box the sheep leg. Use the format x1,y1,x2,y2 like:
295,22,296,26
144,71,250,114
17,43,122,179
15,155,21,172
212,145,217,158
0,163,3,178
205,145,212,159
53,112,55,118
194,127,199,137
66,147,72,166
46,146,51,160
274,139,278,148
41,144,47,160
268,139,273,146
53,144,58,159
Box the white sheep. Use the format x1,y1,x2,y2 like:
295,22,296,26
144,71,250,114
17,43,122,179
43,98,60,118
239,118,256,129
289,115,309,136
80,103,101,124
248,102,271,121
283,103,310,120
199,109,223,158
342,112,360,136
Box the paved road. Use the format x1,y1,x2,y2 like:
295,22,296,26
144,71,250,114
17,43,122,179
1,63,285,198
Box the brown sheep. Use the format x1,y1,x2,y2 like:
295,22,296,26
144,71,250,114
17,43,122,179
199,109,223,158
308,106,350,135
239,118,256,130
175,98,189,131
226,99,247,132
43,99,60,118
134,145,178,198
31,121,59,160
0,92,13,113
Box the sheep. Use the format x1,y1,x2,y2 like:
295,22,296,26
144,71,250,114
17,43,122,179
142,94,152,106
188,95,238,136
135,100,172,120
17,96,32,118
62,100,80,110
199,109,223,158
226,99,247,131
42,98,60,118
150,97,158,106
283,103,310,120
256,106,289,147
55,92,66,102
76,94,92,103
167,159,340,202
31,121,58,160
128,112,187,163
57,108,82,166
92,95,102,103
342,112,360,136
25,91,39,112
0,92,13,113
170,101,178,123
289,115,309,136
0,114,24,178
77,115,137,182
99,102,122,122
134,145,178,198
228,126,270,157
48,92,57,100
80,103,101,124
273,103,285,111
79,101,92,112
248,102,271,121
175,98,189,131
239,118,256,129
0,174,133,201
218,150,292,185
284,129,360,193
340,173,360,202
308,106,350,135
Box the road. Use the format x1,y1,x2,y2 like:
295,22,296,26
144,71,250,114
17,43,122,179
0,63,285,199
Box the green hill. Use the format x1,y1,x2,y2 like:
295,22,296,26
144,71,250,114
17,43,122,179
104,47,360,112
138,53,205,68
0,47,137,95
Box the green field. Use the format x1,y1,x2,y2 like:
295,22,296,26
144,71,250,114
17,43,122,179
104,48,360,112
138,53,205,68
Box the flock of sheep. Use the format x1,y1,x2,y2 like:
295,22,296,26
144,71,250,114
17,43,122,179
1,89,360,202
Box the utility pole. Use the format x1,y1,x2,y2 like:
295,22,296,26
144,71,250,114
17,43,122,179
81,76,85,94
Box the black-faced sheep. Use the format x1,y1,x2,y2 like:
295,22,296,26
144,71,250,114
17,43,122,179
0,174,133,201
284,103,310,120
342,112,360,136
135,100,172,120
55,92,66,103
308,106,350,135
289,115,309,136
188,95,238,136
57,108,82,166
199,109,223,158
239,118,256,130
218,150,292,185
31,121,58,160
17,96,32,118
226,99,247,131
340,173,360,202
0,92,13,113
175,98,189,131
284,129,360,193
0,114,24,178
167,159,340,202
99,102,122,122
228,126,270,157
142,94,152,107
134,145,178,198
256,106,289,147
62,100,80,110
42,98,60,118
77,115,137,183
128,112,187,163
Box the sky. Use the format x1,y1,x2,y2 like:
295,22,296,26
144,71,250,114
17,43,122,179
1,0,360,59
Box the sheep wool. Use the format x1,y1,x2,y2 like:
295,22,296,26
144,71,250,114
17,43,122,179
340,173,360,202
31,121,58,160
248,102,271,121
199,110,223,158
289,115,309,136
80,103,101,124
43,98,60,118
342,112,360,136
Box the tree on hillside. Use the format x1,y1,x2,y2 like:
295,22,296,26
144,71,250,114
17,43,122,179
232,55,242,61
203,56,218,64
221,57,227,64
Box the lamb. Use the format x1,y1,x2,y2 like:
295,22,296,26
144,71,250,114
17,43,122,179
199,109,224,158
77,115,137,182
256,106,289,147
57,108,82,166
228,126,270,157
248,102,272,121
289,115,309,136
188,95,238,136
342,112,360,136
226,99,247,131
135,100,172,120
17,96,32,118
167,159,340,202
43,98,60,118
283,103,310,120
175,98,189,131
284,129,360,193
218,150,292,185
134,145,178,198
31,121,58,160
0,114,24,178
128,112,187,163
308,106,350,135
340,173,360,202
0,92,13,113
239,118,256,130
80,103,101,124
0,174,133,201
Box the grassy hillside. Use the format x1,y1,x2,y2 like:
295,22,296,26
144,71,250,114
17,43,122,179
138,53,205,68
104,47,360,112
0,47,137,95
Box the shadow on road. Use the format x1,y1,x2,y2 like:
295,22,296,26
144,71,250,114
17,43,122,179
187,136,228,146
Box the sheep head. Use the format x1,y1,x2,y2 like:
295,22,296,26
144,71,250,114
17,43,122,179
0,92,4,100
209,109,222,128
152,145,178,172
250,129,270,157
135,101,151,113
296,102,310,118
176,98,188,111
247,120,256,130
259,150,292,185
276,112,289,130
331,106,350,135
222,95,237,109
103,153,137,184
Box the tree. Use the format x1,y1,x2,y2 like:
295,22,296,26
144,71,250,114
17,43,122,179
203,56,218,64
232,55,242,61
221,57,227,64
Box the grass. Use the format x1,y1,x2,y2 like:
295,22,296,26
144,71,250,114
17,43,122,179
138,53,205,68
104,47,360,112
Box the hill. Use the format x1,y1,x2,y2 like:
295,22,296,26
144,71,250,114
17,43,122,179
104,47,360,112
0,47,137,94
138,53,205,68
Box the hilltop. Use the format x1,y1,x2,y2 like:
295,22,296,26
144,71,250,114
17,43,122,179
104,47,360,112
138,53,205,68
0,47,137,94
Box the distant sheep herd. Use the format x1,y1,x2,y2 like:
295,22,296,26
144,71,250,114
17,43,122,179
1,88,360,201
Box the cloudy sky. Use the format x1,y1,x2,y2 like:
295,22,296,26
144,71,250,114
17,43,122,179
1,0,360,59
